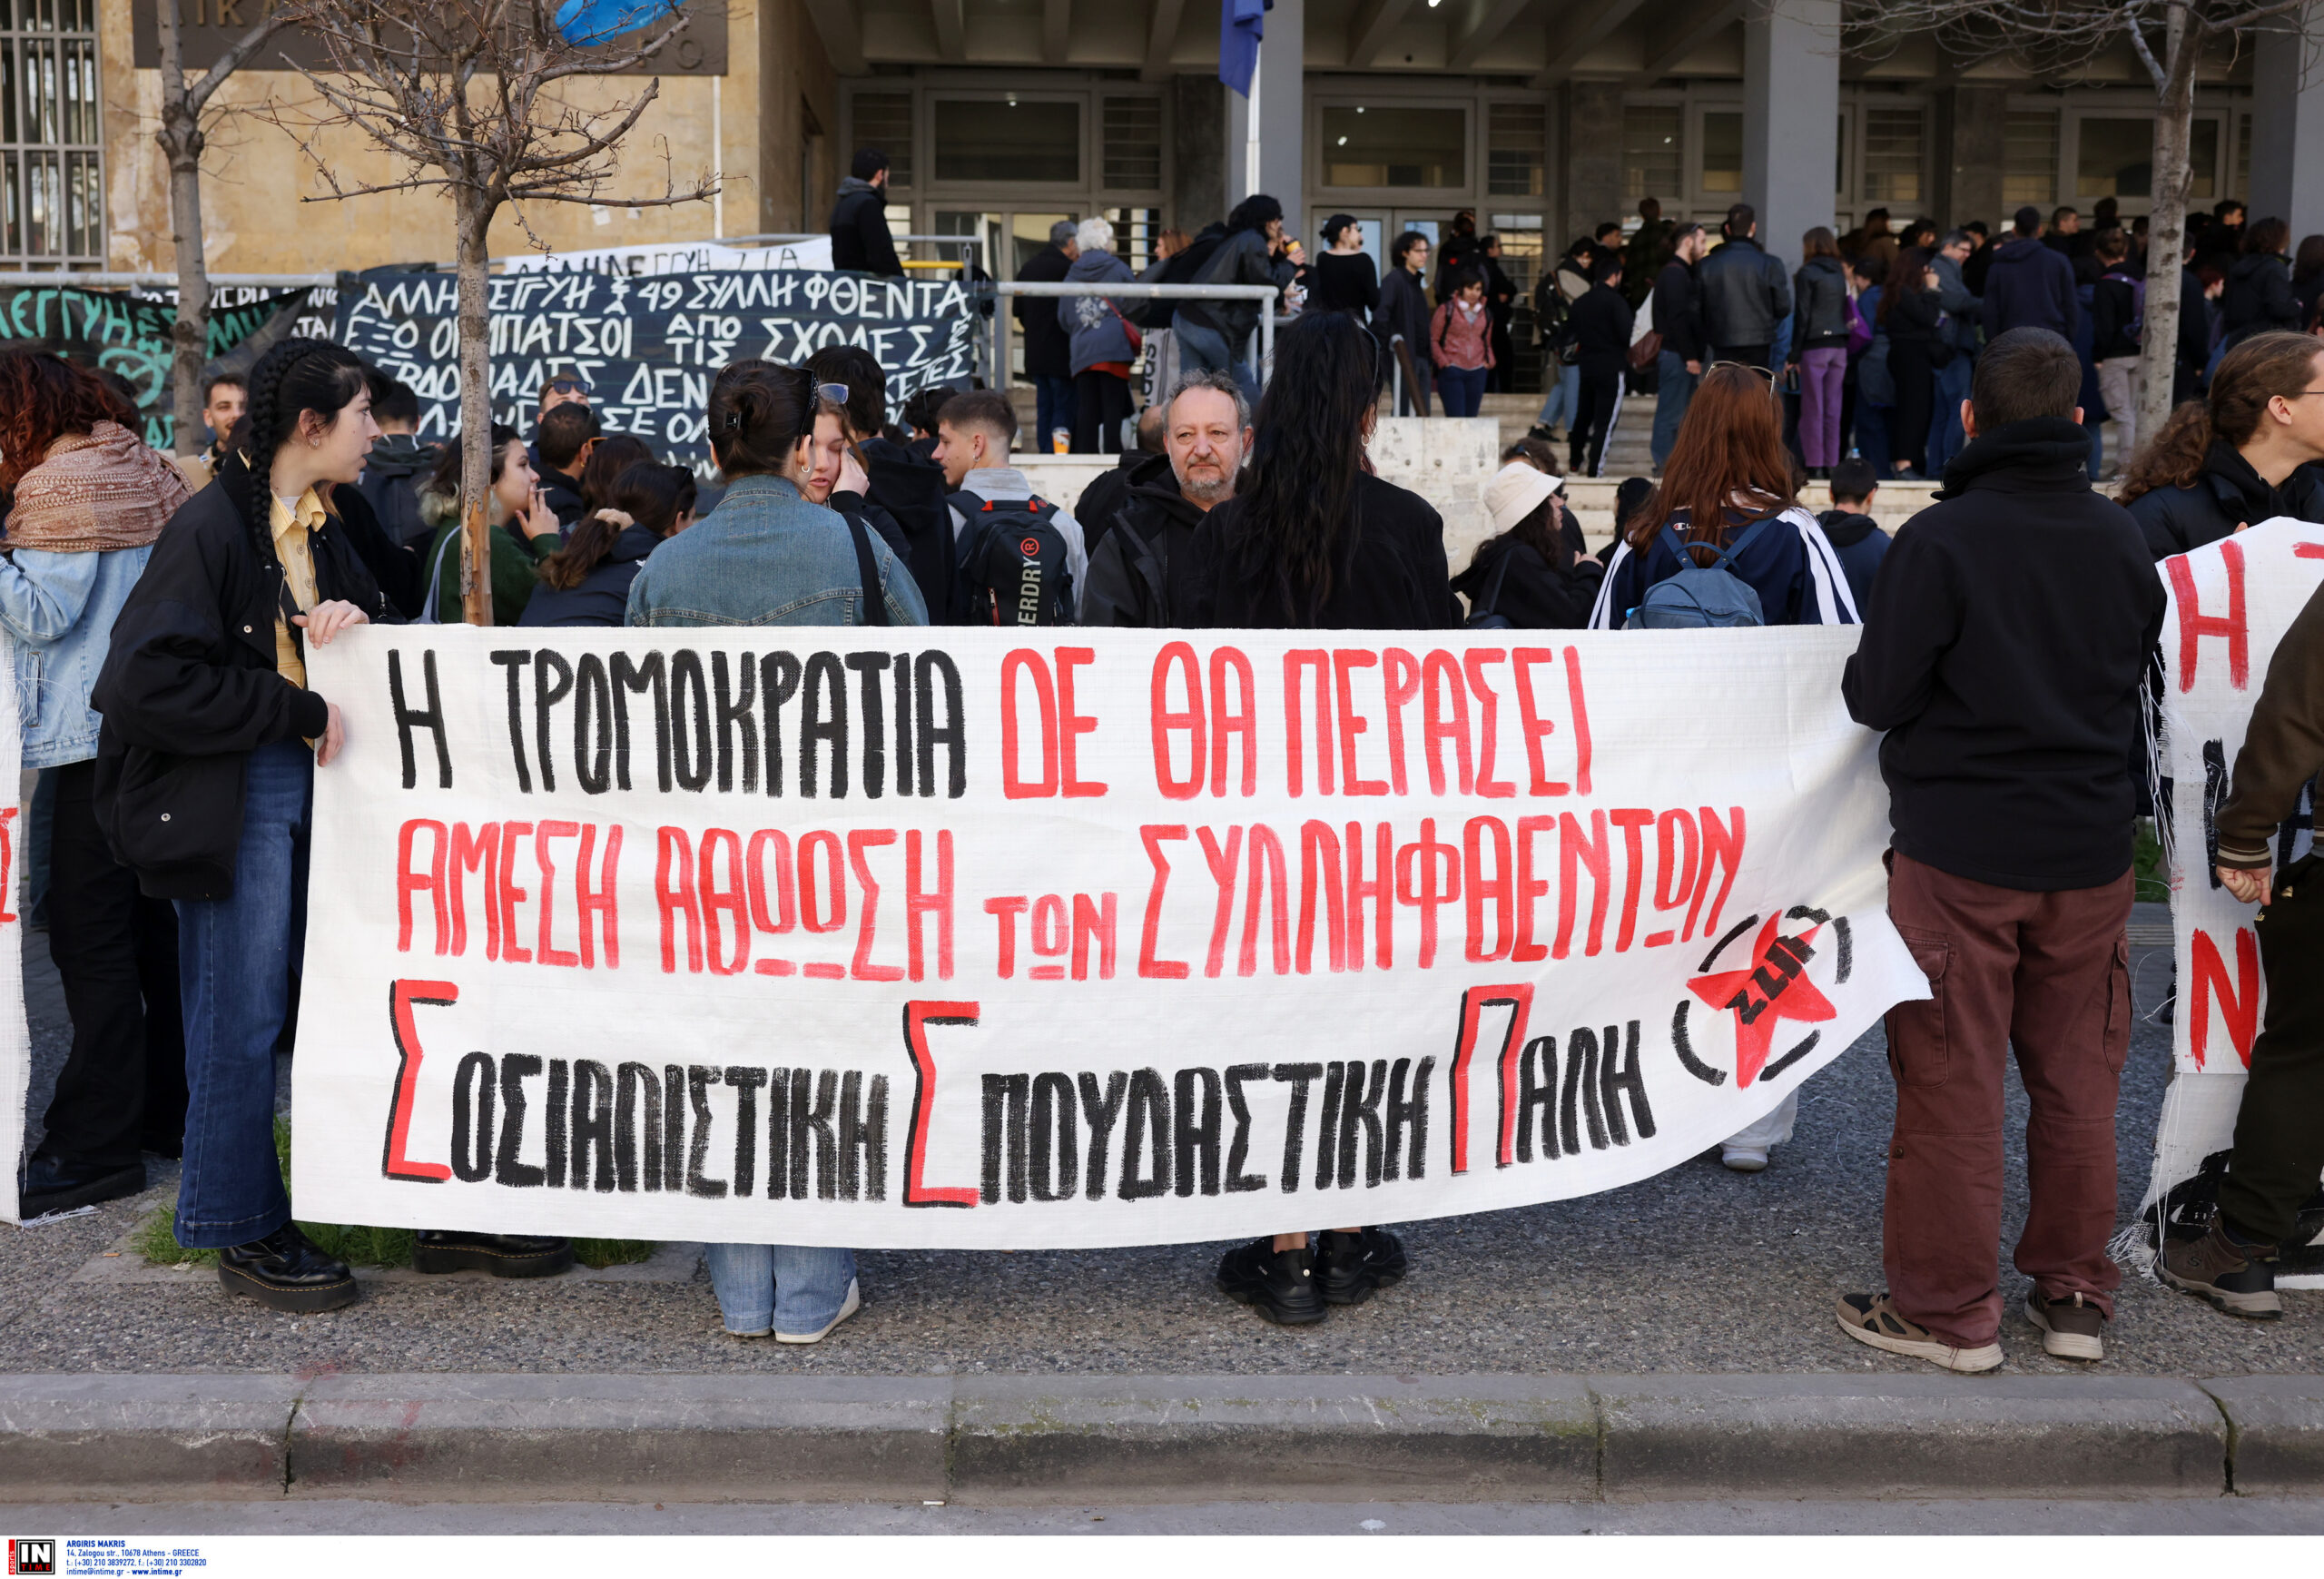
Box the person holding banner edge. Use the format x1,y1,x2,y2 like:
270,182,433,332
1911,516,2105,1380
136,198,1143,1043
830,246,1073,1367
625,359,927,1341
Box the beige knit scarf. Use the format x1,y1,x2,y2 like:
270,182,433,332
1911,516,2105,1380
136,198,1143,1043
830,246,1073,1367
5,420,191,554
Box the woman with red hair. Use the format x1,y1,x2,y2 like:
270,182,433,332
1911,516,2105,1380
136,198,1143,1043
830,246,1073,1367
0,351,191,1219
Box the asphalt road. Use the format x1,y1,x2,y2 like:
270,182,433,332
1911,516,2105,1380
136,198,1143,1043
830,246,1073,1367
5,903,2318,1377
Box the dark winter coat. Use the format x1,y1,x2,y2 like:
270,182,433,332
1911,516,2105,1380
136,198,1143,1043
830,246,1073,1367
2221,251,2301,349
1652,259,1704,362
1080,454,1209,627
1071,447,1160,563
517,523,658,627
1842,416,2165,892
1377,265,1434,368
90,452,393,900
1138,223,1226,330
1187,471,1462,630
2125,439,2324,560
827,177,903,277
1817,508,1891,611
1015,242,1077,380
357,435,440,549
1980,236,2079,340
1177,228,1296,360
539,465,587,529
1451,537,1605,630
2091,272,2142,361
330,477,424,621
1791,255,1851,350
862,435,956,625
1570,281,1635,362
1697,235,1791,350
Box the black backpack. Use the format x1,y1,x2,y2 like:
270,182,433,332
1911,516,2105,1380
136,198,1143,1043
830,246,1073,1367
950,490,1077,626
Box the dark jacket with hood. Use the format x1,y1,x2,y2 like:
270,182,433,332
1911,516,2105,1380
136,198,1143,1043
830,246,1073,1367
862,434,955,624
1817,508,1890,610
1980,235,2079,340
2124,439,2324,560
517,522,658,627
1377,263,1435,369
2221,251,2301,348
1072,446,1160,563
1015,242,1077,380
538,464,587,529
1697,234,1791,350
2091,269,2142,361
1187,470,1462,630
1139,222,1227,329
828,176,903,277
1177,228,1296,359
1652,258,1704,362
1451,536,1605,630
357,434,440,549
1080,453,1209,627
90,450,395,900
1841,416,2166,892
1791,255,1851,350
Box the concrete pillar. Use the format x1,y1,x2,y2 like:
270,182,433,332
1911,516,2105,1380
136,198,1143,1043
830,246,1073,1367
1935,85,2008,233
1559,81,1623,251
1173,74,1227,232
1226,0,1304,238
1742,0,1839,271
2250,7,2324,242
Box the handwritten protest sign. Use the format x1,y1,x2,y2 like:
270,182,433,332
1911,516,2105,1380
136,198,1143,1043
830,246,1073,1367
501,238,835,275
331,270,980,468
2130,518,2324,1282
289,626,1925,1248
0,679,28,1224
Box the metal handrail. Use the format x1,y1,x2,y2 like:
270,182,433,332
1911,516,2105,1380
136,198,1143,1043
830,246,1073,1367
992,281,1281,393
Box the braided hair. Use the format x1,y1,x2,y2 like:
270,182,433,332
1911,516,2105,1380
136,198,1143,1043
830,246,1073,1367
224,338,369,540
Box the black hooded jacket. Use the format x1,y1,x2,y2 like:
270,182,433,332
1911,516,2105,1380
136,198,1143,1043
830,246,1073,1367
2221,251,2301,348
517,522,658,627
1841,417,2165,891
1080,454,1210,627
91,450,395,900
2124,439,2324,560
357,435,440,549
1450,537,1604,629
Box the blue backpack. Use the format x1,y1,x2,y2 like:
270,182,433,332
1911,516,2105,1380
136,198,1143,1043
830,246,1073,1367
1626,518,1774,629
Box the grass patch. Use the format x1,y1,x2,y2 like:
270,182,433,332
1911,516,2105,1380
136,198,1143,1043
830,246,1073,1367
134,1117,654,1271
2135,816,2169,903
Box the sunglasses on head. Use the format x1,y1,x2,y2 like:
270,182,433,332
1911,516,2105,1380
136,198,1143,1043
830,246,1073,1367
1707,360,1776,380
814,382,850,405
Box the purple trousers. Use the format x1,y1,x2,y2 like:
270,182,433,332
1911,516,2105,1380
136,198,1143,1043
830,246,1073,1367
1798,347,1846,468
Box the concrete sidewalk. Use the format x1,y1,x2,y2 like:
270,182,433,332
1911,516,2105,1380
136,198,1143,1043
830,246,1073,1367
0,1370,2316,1504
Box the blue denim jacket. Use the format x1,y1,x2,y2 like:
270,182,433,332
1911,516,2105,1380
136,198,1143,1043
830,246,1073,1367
0,543,155,768
625,473,928,627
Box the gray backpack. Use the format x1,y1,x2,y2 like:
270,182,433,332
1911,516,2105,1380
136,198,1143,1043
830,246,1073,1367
1626,518,1774,629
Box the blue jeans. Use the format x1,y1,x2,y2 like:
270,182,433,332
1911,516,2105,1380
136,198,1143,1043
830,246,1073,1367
1651,350,1697,468
1029,374,1075,455
1925,354,1973,476
705,1243,858,1336
1537,360,1581,429
1436,364,1488,417
172,737,310,1248
1171,315,1261,409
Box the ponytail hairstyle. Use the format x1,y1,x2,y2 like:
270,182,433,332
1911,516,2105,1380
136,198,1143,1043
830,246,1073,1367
1228,311,1385,624
706,359,817,479
579,433,654,514
537,461,697,591
218,337,369,538
0,350,135,491
2117,331,2324,503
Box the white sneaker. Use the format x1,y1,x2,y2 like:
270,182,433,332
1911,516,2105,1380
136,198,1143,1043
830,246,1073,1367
1721,1146,1769,1172
776,1278,862,1344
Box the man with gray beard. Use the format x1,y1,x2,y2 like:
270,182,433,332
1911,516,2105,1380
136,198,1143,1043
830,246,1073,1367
1079,371,1251,627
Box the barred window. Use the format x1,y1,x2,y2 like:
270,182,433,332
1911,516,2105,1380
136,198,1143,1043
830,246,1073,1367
1102,97,1162,192
1,0,103,268
851,92,913,190
1486,102,1544,198
1621,104,1682,207
2003,111,2058,208
1862,107,1925,204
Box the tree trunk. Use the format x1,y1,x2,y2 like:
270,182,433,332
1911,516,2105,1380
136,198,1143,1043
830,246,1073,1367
155,1,209,458
2135,5,2199,462
456,197,497,627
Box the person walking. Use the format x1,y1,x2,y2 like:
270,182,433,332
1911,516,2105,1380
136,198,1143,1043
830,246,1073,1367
1650,223,1709,469
0,353,190,1219
1790,227,1851,478
1837,328,2165,1370
1925,230,1982,475
1310,214,1380,328
2220,217,2300,352
520,462,695,627
1698,202,1791,369
827,148,904,278
1082,370,1249,627
1016,219,1080,456
1452,461,1604,628
1174,194,1297,407
626,360,922,1342
2119,331,2324,558
1981,207,2078,340
1568,255,1633,479
1879,247,1945,480
2091,230,2145,465
1378,230,1436,417
1429,264,1497,419
1184,311,1453,1323
415,423,564,625
1059,216,1138,454
2161,579,2324,1319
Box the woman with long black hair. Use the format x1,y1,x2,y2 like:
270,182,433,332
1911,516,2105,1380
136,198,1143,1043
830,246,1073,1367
1186,311,1455,1327
1878,245,1944,480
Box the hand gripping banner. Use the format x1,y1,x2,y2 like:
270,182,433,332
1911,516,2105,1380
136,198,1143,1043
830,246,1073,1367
291,626,1927,1248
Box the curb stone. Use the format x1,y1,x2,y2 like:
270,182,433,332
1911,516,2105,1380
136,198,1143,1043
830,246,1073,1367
0,1372,2316,1504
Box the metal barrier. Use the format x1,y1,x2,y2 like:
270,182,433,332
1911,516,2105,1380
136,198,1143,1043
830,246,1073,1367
992,281,1282,402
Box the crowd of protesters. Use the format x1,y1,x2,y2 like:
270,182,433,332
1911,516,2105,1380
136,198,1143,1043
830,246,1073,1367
3,169,2319,1364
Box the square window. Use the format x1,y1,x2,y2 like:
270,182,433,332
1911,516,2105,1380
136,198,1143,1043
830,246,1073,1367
1321,104,1466,188
934,99,1079,184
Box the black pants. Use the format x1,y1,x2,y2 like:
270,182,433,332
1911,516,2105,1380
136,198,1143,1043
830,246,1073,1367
1073,370,1132,454
1570,354,1625,477
1889,339,1935,476
1711,343,1772,373
2218,855,2324,1246
35,758,185,1169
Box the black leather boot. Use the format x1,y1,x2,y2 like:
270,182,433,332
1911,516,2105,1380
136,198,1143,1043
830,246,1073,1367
217,1223,359,1312
413,1229,575,1278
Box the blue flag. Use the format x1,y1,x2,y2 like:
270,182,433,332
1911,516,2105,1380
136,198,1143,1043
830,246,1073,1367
1220,0,1271,98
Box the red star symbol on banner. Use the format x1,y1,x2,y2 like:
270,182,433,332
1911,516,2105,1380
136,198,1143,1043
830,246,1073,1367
1688,913,1838,1087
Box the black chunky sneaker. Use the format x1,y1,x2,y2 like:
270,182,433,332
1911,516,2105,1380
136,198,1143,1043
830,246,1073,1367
1315,1227,1409,1306
217,1223,359,1313
2159,1220,2282,1319
413,1230,575,1278
1216,1238,1325,1325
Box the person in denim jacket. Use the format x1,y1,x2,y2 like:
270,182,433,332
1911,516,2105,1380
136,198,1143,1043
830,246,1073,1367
0,352,191,1218
629,360,924,1343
